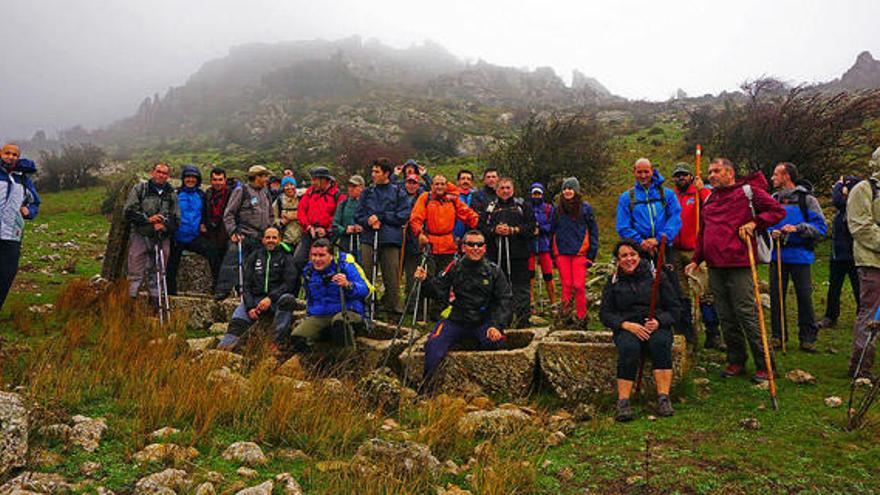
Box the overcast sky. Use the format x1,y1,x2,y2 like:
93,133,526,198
3,0,878,141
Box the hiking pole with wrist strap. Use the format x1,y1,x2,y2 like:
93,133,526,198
157,238,171,323
635,234,667,398
237,239,245,304
152,239,165,325
747,232,779,410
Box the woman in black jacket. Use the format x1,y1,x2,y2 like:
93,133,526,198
600,239,681,422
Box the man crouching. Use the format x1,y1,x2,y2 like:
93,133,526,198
218,226,297,352
287,238,372,352
414,229,512,393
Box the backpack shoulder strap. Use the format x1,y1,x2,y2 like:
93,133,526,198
627,187,636,213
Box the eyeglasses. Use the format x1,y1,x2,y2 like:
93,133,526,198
463,241,485,247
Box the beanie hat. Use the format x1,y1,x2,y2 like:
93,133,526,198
281,176,297,188
561,177,580,193
530,182,545,195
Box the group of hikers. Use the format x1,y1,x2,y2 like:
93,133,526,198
3,141,880,422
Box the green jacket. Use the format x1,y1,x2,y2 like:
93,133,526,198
333,196,361,251
124,180,181,239
847,178,880,269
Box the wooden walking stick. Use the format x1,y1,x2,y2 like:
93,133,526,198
634,234,667,398
776,236,787,354
693,145,703,333
747,232,779,410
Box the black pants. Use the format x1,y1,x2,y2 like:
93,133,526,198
166,237,214,295
0,240,21,311
214,237,260,297
613,328,673,381
770,262,818,345
823,258,860,322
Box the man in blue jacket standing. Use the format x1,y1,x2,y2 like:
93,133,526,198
769,162,828,352
355,158,411,317
0,144,40,311
288,238,372,352
166,165,213,294
615,158,686,341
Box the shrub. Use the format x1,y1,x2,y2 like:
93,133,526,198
36,143,106,192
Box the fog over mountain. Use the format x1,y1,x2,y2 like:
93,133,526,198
3,0,879,141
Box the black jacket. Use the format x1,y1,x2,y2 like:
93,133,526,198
478,196,537,260
830,177,860,261
599,261,680,334
242,244,297,310
423,257,512,329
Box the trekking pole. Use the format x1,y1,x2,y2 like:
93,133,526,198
237,239,245,304
537,265,544,315
152,240,165,325
157,239,171,322
411,245,432,326
370,228,379,321
635,234,667,398
496,236,502,266
747,232,779,410
694,144,703,336
336,252,355,349
382,245,433,376
846,304,880,417
776,236,787,354
504,236,512,279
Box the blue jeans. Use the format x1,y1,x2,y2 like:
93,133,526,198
218,295,294,348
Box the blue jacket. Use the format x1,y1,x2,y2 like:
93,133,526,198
0,158,41,242
453,189,475,240
616,170,681,245
770,186,828,265
552,201,599,262
355,182,411,247
174,165,204,243
830,177,860,261
530,197,554,253
302,252,372,317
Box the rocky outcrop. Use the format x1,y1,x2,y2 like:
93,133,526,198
133,469,191,495
133,444,200,464
0,472,71,495
355,367,417,413
0,392,28,477
398,328,548,398
352,439,439,479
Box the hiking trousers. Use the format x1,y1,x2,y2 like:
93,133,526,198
423,319,506,386
127,235,170,298
850,267,880,376
824,258,860,323
0,240,21,310
770,262,818,345
360,244,402,314
214,237,260,298
709,267,774,372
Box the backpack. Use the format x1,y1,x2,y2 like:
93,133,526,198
742,184,773,263
774,180,820,250
627,186,672,227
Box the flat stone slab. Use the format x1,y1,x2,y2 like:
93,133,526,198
537,330,689,402
398,327,549,399
301,319,421,376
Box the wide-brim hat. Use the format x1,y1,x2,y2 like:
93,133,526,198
247,165,270,177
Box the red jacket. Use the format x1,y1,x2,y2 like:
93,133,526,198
673,183,711,251
298,182,345,231
409,184,480,255
694,172,785,268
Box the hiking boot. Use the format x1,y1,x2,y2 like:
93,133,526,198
721,363,745,378
657,394,674,417
615,399,634,422
799,341,818,353
751,370,772,383
817,317,836,329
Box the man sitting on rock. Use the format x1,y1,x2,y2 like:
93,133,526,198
413,229,512,393
287,238,372,353
218,226,297,353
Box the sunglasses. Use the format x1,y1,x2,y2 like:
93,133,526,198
463,241,485,247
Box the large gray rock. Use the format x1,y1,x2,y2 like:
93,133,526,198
537,330,689,402
168,296,223,331
133,469,191,495
398,328,548,398
355,367,417,413
175,253,213,296
221,442,267,466
132,444,199,464
233,481,272,495
0,392,28,477
457,408,534,436
0,472,71,495
69,415,108,452
352,439,439,480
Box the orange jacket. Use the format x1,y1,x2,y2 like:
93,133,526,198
409,184,480,255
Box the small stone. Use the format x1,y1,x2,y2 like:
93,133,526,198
38,423,72,441
273,473,303,495
754,381,770,391
626,474,644,485
80,461,102,477
133,443,200,463
541,459,552,469
205,472,223,483
134,468,191,495
856,377,872,387
380,418,400,431
646,415,657,422
96,486,115,495
222,442,267,466
571,403,595,422
195,482,215,495
757,404,766,411
825,396,843,408
149,427,181,440
546,431,567,446
556,467,574,481
443,459,460,475
233,480,272,495
186,337,218,353
785,369,817,385
436,483,472,495
739,418,761,430
236,467,258,478
692,377,710,386
208,323,228,335
69,415,108,452
207,368,251,396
